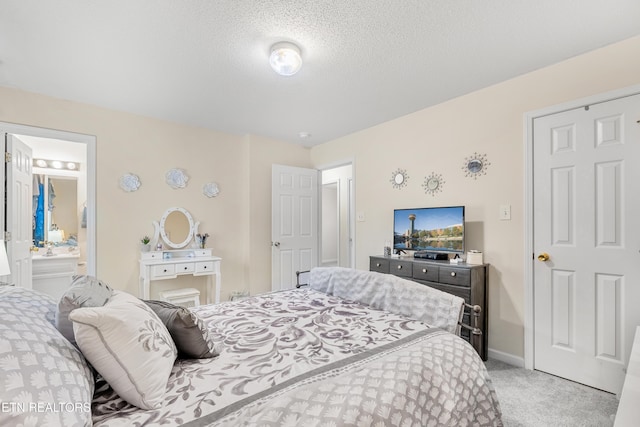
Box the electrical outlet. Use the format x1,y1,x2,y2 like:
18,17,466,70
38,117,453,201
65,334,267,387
357,211,365,222
499,204,511,220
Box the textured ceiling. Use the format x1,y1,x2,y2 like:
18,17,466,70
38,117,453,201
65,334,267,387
1,1,639,146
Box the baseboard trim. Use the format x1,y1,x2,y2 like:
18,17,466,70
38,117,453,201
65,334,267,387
487,348,525,368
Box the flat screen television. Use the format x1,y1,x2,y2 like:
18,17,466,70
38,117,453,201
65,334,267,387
393,206,465,253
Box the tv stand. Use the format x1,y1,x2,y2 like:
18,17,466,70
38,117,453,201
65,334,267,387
370,255,488,360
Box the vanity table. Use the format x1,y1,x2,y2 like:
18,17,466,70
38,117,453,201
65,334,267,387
139,207,222,304
139,249,221,304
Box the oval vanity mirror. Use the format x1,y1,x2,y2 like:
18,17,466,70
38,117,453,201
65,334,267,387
160,207,194,249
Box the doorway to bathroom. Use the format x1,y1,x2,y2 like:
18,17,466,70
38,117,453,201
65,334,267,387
1,122,96,293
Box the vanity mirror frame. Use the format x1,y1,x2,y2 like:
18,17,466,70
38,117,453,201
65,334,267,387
151,207,200,249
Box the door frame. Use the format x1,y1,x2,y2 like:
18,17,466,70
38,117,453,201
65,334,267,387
523,83,640,370
317,158,356,269
0,122,97,276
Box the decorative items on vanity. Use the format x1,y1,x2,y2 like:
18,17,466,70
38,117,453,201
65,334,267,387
139,207,222,304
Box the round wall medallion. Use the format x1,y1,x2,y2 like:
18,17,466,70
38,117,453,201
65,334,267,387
390,168,409,189
422,172,444,196
463,152,491,179
119,173,141,192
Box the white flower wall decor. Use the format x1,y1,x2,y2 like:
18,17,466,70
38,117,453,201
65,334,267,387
202,182,220,198
165,168,189,189
119,173,141,192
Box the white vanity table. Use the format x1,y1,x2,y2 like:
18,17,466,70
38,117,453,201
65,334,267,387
139,207,222,304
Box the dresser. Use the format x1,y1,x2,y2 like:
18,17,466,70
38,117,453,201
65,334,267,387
139,248,222,304
370,255,488,360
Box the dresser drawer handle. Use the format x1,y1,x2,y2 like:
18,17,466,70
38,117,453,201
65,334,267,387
422,268,427,273
450,272,456,277
376,263,381,267
203,265,208,269
183,266,188,271
163,269,168,273
397,265,403,270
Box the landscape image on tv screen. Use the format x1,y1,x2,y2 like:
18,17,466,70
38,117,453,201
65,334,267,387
393,206,464,252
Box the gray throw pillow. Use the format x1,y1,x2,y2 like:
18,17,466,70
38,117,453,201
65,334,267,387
55,274,113,346
144,299,217,359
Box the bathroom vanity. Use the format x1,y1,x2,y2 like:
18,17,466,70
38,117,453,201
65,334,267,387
32,252,79,300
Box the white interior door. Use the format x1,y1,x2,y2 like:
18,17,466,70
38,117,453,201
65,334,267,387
272,164,319,291
533,94,640,394
5,133,33,289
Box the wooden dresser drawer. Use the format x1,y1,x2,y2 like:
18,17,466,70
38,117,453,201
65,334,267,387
412,263,439,282
369,257,390,273
389,259,412,278
439,266,471,287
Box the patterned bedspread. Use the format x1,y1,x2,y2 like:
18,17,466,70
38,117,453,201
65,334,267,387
92,289,502,426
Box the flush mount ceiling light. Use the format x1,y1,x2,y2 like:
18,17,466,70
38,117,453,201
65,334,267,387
269,42,302,76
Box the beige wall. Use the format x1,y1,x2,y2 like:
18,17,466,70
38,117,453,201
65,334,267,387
0,86,310,300
310,35,640,358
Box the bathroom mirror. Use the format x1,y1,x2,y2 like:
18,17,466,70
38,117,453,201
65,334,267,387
33,174,80,248
159,207,195,249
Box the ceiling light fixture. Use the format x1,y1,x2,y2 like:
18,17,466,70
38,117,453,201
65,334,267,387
269,42,302,76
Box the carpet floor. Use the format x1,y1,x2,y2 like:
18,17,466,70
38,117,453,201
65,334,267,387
485,359,619,427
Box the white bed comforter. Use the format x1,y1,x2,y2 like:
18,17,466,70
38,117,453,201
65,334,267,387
92,286,501,426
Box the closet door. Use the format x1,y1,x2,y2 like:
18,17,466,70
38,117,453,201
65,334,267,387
533,93,640,394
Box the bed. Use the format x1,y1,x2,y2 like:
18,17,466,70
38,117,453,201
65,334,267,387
0,267,502,426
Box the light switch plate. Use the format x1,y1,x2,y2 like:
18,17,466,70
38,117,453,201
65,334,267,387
499,204,511,220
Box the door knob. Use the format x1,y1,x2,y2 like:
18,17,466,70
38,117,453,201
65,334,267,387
273,241,280,248
537,252,550,262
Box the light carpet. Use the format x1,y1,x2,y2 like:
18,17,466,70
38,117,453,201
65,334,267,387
485,359,619,427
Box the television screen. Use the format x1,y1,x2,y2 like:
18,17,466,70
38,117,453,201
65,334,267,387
393,206,465,253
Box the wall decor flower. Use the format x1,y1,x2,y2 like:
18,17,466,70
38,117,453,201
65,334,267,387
422,172,444,196
390,168,409,189
202,182,220,198
463,152,491,179
165,168,189,189
119,173,141,192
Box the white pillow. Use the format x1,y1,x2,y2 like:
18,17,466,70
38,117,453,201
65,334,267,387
69,290,177,410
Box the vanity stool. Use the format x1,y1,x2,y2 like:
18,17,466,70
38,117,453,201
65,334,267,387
160,288,200,308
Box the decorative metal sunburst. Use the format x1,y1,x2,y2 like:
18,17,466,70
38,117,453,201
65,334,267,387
462,152,491,179
422,172,444,196
390,168,409,189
